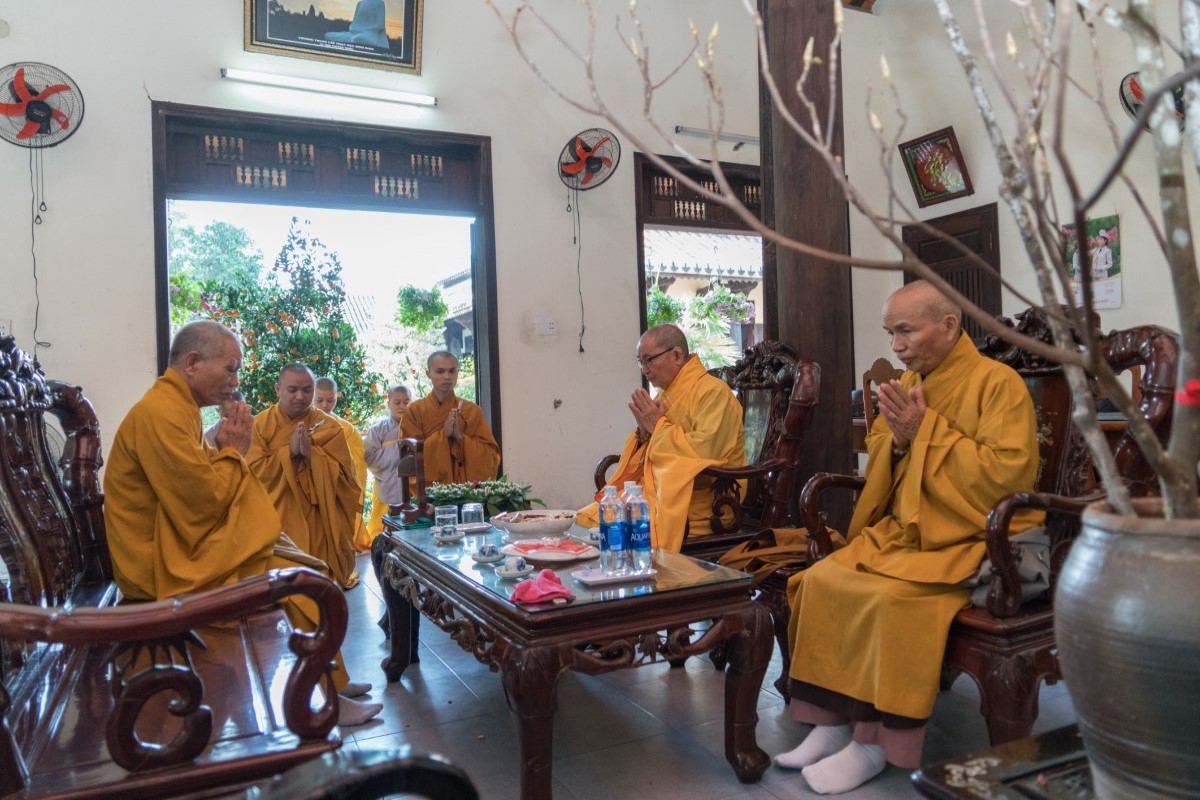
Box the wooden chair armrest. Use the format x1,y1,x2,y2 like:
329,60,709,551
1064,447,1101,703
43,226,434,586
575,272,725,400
254,747,480,799
698,458,786,481
982,490,1106,618
799,472,866,561
392,438,431,524
0,568,346,743
593,454,620,492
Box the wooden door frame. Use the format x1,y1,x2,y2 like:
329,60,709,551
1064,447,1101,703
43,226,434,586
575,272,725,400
150,101,502,443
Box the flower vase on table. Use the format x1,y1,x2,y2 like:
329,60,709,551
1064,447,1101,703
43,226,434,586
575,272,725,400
424,476,544,521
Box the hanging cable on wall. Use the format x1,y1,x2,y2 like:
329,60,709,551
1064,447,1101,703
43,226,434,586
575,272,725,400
557,128,621,355
0,61,86,364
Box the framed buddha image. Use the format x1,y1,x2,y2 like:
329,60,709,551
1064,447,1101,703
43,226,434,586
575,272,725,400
244,0,424,75
897,126,974,208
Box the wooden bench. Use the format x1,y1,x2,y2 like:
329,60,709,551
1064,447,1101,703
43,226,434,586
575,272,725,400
0,336,477,799
798,311,1175,745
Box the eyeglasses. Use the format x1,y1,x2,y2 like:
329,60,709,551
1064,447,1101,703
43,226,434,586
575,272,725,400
635,347,675,368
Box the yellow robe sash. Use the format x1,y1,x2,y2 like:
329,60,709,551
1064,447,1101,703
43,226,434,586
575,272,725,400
400,393,500,485
786,334,1043,719
578,355,745,552
248,404,360,588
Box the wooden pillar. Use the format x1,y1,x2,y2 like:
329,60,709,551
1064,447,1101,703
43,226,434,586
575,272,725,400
759,0,855,526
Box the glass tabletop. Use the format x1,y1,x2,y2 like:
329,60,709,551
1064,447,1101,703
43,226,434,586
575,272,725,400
391,524,752,611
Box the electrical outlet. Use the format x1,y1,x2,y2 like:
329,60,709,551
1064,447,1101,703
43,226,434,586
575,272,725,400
0,319,11,338
534,316,559,336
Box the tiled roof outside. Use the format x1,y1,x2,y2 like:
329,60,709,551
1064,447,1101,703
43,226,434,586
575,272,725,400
643,228,763,280
343,293,378,338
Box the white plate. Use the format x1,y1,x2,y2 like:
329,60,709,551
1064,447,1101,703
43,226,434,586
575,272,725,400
490,509,577,538
433,531,466,544
571,567,657,587
457,522,493,534
495,565,536,580
471,552,505,564
501,543,600,563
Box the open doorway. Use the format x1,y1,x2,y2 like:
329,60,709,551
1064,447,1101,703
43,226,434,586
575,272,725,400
167,199,478,426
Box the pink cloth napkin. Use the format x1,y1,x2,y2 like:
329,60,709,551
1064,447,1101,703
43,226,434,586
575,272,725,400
509,569,575,604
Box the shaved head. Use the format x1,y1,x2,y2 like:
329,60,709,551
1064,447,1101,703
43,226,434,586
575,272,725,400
642,324,690,359
315,376,337,392
279,362,315,382
169,320,239,367
891,280,962,325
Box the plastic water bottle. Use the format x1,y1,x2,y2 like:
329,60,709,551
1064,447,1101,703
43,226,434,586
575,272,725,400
598,486,628,575
626,485,652,573
621,480,638,505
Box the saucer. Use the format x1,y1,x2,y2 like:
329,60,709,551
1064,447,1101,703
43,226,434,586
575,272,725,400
494,565,535,580
471,552,505,564
433,531,466,544
457,521,493,534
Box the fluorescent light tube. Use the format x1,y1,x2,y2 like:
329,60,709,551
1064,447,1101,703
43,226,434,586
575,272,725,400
220,68,437,107
674,125,759,146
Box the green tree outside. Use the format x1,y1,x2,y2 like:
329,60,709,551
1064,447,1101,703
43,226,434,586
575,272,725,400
202,218,384,426
168,213,264,287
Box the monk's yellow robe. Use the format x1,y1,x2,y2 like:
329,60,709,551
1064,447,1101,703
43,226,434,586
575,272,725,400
786,334,1043,720
328,414,371,553
248,405,360,589
103,368,350,688
400,393,500,484
577,355,745,552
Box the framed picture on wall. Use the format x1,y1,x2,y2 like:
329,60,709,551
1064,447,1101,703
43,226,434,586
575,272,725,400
897,126,974,208
244,0,424,75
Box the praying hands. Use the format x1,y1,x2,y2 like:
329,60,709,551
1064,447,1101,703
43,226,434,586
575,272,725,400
876,380,927,448
215,400,253,456
629,388,665,437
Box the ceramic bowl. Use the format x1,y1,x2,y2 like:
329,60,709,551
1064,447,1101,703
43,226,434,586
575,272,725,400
433,529,466,544
489,509,576,539
494,564,535,580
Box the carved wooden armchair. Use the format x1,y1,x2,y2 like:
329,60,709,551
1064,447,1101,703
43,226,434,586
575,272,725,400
798,310,1175,745
593,340,821,563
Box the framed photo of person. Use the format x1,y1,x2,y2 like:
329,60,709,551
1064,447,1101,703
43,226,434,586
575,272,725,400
244,0,424,75
897,126,974,208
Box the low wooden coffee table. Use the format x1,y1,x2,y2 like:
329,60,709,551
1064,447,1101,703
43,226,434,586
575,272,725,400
372,525,773,800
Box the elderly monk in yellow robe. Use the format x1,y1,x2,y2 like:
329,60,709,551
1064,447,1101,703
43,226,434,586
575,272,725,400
577,324,745,553
774,281,1042,795
400,351,500,484
249,364,361,590
103,321,381,726
314,376,371,552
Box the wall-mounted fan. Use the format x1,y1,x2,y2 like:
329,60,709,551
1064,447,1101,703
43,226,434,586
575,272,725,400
1119,71,1185,132
0,62,85,148
558,128,621,190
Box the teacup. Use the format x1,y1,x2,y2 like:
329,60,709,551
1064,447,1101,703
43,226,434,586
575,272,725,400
504,556,527,572
477,544,499,558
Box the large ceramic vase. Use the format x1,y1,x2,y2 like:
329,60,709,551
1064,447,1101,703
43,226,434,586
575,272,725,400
1055,497,1200,799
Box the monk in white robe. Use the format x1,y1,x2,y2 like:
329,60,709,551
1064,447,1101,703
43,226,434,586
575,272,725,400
400,351,500,485
364,384,411,539
775,282,1042,794
249,365,361,589
103,321,381,725
577,324,745,552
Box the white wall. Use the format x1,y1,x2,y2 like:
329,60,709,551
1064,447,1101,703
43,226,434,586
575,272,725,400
0,1,1185,507
0,0,758,508
842,1,1189,372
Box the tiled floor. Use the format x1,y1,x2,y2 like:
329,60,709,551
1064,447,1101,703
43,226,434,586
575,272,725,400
338,553,1077,799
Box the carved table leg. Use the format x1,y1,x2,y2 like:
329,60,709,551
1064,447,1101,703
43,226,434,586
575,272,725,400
722,602,772,783
372,537,419,682
500,644,565,800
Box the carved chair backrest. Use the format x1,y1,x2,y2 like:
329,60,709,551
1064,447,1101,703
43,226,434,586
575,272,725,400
709,341,820,528
0,336,109,684
861,358,904,435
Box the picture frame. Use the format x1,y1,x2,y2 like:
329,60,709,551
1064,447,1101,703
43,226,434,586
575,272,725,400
897,126,974,208
244,0,424,75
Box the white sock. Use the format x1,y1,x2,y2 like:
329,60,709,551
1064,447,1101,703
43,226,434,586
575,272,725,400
801,741,887,795
773,724,853,769
338,681,372,699
337,696,383,727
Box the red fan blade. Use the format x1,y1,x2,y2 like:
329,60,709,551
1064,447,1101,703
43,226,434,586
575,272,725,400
599,157,611,168
0,102,27,116
1130,75,1144,102
12,68,34,103
580,171,595,186
34,83,72,101
573,136,589,159
560,159,587,175
17,118,40,139
50,107,70,129
589,136,610,152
